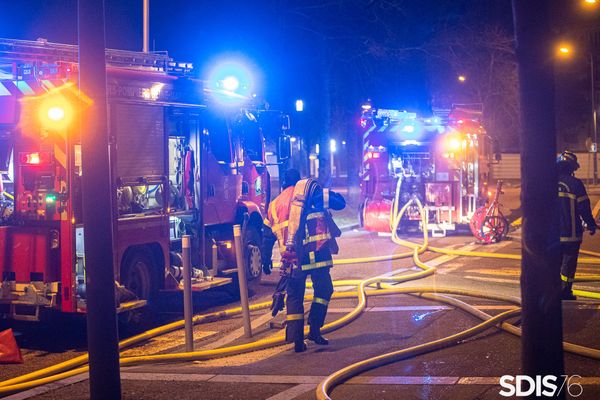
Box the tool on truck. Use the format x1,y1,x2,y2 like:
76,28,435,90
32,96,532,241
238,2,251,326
0,38,286,321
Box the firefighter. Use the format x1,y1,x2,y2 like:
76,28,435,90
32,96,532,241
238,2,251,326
262,169,346,352
557,151,597,300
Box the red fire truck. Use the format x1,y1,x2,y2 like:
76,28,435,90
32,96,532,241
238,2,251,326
359,104,496,236
0,38,283,321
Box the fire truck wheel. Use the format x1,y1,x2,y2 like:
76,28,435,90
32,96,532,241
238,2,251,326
244,225,263,294
122,252,156,302
480,216,509,244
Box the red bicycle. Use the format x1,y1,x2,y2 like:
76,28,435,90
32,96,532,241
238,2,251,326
470,180,509,244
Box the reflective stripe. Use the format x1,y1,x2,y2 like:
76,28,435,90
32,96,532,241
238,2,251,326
307,212,325,220
561,274,574,283
270,202,279,225
559,182,571,192
303,232,332,245
324,189,329,209
313,297,329,306
558,192,576,200
560,236,581,242
15,81,35,95
301,259,334,271
0,82,10,96
286,313,304,321
578,195,589,203
301,252,334,271
570,197,576,240
54,144,67,168
272,220,289,233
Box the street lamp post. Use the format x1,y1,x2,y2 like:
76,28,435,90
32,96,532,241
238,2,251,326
556,43,598,183
590,52,598,183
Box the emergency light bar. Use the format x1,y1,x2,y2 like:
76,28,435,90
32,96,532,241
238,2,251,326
375,109,417,121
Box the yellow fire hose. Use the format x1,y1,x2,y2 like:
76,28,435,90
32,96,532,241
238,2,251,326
1,199,600,396
314,198,600,399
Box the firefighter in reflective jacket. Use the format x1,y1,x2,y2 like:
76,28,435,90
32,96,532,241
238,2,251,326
262,169,346,352
557,151,597,300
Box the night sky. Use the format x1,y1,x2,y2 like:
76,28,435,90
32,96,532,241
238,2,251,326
0,1,513,111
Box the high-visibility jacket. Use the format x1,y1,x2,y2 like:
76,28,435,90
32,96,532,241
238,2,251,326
558,173,596,243
262,184,345,271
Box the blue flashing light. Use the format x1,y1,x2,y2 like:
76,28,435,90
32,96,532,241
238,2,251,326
222,76,240,92
402,125,415,133
206,59,256,107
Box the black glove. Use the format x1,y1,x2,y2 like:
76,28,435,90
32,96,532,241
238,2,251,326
262,261,273,275
589,224,597,236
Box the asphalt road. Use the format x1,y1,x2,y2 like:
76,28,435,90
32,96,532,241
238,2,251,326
3,217,600,400
2,222,600,399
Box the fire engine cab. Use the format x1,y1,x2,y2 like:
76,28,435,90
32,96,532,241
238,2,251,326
0,38,283,321
359,104,495,236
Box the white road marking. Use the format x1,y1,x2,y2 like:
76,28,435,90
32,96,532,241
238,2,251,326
208,374,322,384
203,310,276,350
464,275,518,285
265,383,315,400
120,372,215,381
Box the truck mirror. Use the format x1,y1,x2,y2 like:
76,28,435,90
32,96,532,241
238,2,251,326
278,135,291,161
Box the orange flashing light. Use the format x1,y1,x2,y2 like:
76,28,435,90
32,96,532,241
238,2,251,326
38,96,74,131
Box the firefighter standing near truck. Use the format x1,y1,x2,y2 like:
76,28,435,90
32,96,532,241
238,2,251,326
557,151,597,300
262,169,346,352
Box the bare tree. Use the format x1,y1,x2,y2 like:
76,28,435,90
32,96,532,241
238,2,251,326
426,24,520,151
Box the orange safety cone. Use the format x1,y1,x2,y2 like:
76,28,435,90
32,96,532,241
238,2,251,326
0,328,23,364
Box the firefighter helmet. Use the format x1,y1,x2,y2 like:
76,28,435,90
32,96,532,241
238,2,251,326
557,150,580,171
282,169,301,189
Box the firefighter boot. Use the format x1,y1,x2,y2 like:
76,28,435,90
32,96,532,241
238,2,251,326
307,325,329,345
294,340,307,353
561,282,577,301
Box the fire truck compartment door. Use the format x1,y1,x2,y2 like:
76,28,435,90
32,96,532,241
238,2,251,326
0,225,58,283
114,104,165,178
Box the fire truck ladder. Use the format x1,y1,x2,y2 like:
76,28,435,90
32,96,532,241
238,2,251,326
0,37,192,73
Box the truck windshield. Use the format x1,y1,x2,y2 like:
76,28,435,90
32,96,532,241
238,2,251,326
388,146,433,180
235,111,263,162
204,112,232,164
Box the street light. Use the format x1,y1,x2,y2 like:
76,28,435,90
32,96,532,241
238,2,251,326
556,42,598,183
457,75,467,82
556,43,572,58
295,99,304,112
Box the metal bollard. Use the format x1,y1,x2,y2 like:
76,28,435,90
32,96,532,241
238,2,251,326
233,224,252,338
212,241,218,278
182,235,194,352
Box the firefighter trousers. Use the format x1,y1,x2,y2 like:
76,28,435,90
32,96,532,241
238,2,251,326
285,266,334,343
560,241,581,290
